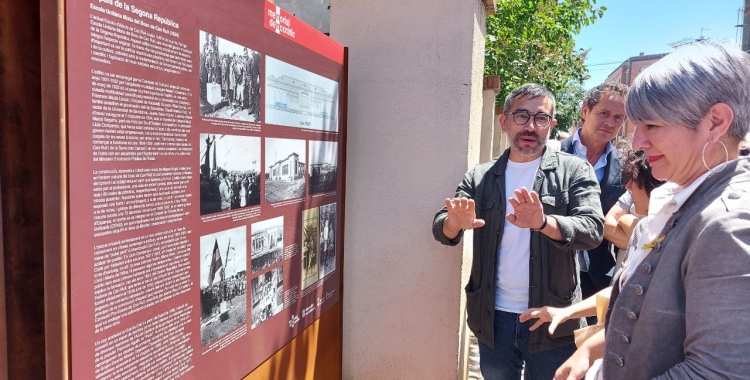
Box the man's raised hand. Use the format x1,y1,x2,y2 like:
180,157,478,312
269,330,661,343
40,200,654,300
444,197,486,231
506,187,545,229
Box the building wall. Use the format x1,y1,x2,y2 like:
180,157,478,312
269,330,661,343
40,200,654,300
604,56,665,139
331,0,489,378
269,154,299,181
743,0,750,52
480,76,499,162
605,66,626,84
605,57,662,86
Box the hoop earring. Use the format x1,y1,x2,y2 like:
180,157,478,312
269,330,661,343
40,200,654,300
702,139,729,175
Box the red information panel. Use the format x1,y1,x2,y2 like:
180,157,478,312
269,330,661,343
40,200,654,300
65,0,344,378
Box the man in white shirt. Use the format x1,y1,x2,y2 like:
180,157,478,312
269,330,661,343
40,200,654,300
433,84,604,379
560,82,628,300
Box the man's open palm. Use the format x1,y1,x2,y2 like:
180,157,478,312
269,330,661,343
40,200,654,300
506,187,545,229
444,198,485,230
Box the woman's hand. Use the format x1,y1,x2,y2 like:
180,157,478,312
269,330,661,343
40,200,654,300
519,306,570,335
553,348,593,380
554,329,606,380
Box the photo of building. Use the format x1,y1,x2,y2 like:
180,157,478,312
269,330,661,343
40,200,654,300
264,138,306,203
265,55,339,132
308,140,337,195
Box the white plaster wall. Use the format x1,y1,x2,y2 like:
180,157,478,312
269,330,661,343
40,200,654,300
480,88,497,162
492,112,509,159
331,1,487,378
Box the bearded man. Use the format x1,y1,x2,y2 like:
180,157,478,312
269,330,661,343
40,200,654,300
432,83,604,379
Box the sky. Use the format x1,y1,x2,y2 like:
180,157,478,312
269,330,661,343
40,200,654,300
308,140,338,168
199,134,261,172
265,137,306,169
575,0,745,89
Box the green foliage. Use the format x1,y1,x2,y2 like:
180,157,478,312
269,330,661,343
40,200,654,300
552,81,586,138
486,0,606,106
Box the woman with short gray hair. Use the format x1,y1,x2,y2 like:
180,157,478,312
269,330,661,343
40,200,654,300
554,42,750,380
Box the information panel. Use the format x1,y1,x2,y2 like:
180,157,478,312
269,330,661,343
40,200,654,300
65,1,345,378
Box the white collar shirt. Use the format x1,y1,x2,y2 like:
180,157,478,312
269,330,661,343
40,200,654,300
572,128,614,183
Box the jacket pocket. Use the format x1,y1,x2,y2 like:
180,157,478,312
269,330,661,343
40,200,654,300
540,192,569,214
473,197,495,237
465,284,483,334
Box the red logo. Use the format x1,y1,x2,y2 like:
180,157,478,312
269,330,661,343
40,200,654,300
263,1,344,65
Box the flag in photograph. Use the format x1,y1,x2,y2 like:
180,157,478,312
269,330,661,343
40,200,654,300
208,239,223,286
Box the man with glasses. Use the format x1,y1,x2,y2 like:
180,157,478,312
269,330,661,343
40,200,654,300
432,83,604,379
559,82,628,301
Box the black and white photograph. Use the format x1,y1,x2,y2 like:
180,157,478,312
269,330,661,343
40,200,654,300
265,55,339,132
264,138,306,203
199,226,247,347
301,207,320,289
199,133,261,215
308,140,338,195
199,31,262,122
251,216,284,273
251,266,284,330
318,203,336,278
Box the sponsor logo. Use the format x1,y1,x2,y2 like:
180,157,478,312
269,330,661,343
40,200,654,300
267,6,296,38
301,303,315,318
289,314,300,328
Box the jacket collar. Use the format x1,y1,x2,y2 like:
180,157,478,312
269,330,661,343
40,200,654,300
674,157,750,216
561,134,621,187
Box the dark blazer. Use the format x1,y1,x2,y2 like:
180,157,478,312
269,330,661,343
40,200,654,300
432,148,604,352
560,136,624,291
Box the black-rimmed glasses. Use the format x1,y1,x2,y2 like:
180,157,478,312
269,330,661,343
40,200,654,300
504,110,553,128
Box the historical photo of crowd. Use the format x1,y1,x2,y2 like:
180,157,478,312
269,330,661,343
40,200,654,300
199,31,262,122
265,55,339,132
251,216,284,273
308,140,338,195
264,138,306,203
199,133,261,215
251,266,284,330
318,203,336,278
199,226,247,346
301,207,320,289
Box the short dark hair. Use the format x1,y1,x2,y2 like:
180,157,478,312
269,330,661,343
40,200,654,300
581,82,628,122
503,83,556,116
620,150,664,197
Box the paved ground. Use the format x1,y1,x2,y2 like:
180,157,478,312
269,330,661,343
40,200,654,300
468,332,483,380
265,179,305,203
200,294,247,346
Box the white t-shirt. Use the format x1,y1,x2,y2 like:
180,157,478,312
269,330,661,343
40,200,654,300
495,157,542,313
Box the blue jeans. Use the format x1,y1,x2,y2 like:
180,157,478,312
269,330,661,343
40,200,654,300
478,310,576,380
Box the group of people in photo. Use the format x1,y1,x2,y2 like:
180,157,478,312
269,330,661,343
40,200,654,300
319,207,336,276
250,267,284,329
200,273,247,321
434,42,750,379
200,165,261,215
199,33,261,120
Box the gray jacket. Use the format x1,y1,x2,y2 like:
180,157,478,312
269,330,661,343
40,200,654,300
603,157,750,379
432,148,604,352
